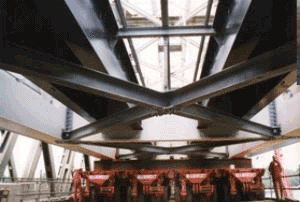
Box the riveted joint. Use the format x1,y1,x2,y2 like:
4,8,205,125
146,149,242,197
153,108,177,116
272,127,281,136
62,131,71,139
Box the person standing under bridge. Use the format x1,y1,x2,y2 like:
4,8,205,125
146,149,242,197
269,155,286,199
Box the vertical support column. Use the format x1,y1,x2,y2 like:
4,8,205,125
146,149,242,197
161,0,170,91
83,154,91,171
193,0,214,81
8,156,17,181
58,149,75,192
163,37,170,91
115,0,146,86
22,141,42,179
0,131,18,177
41,141,56,196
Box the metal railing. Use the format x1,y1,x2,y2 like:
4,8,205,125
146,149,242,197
0,177,72,200
262,173,300,200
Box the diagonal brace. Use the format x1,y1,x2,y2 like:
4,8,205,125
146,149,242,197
63,106,156,140
0,42,168,108
175,104,279,137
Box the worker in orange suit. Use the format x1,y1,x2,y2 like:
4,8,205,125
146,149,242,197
72,169,82,202
269,156,286,199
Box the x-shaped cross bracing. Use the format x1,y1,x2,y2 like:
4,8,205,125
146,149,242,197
0,41,295,142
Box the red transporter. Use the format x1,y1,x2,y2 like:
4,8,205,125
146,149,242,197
181,169,215,201
72,159,266,201
133,170,166,201
227,168,265,201
88,171,115,198
72,169,115,201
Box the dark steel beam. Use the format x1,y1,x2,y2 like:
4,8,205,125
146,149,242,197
186,151,228,158
163,37,171,90
118,152,149,159
175,104,277,137
58,137,266,144
0,42,167,108
160,0,171,91
0,131,17,177
41,141,55,196
117,26,215,38
115,0,146,86
64,0,134,81
83,154,91,171
232,127,300,158
161,0,168,27
193,0,214,81
63,106,156,140
201,0,252,78
28,78,96,122
242,70,296,119
8,157,17,180
0,42,294,118
59,137,267,156
169,42,296,107
179,137,268,149
41,142,55,179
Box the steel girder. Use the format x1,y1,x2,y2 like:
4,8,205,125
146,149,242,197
231,127,300,158
0,42,165,108
22,141,42,178
169,42,295,107
200,0,252,79
193,0,214,81
57,149,75,192
0,131,17,177
41,141,56,195
175,104,278,138
64,0,134,81
41,142,56,179
28,78,96,122
59,137,267,157
115,0,146,86
83,155,91,171
63,104,276,140
161,0,171,91
117,26,216,38
63,106,156,140
118,151,227,159
0,0,295,159
0,41,294,141
7,156,17,180
1,41,294,110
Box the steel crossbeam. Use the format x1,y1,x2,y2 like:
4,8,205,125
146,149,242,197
169,42,295,107
117,26,215,38
59,137,267,157
63,106,156,140
199,0,253,79
175,105,277,137
0,42,166,108
0,41,294,140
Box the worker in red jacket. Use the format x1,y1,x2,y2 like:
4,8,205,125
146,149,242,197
269,155,286,199
72,169,83,202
